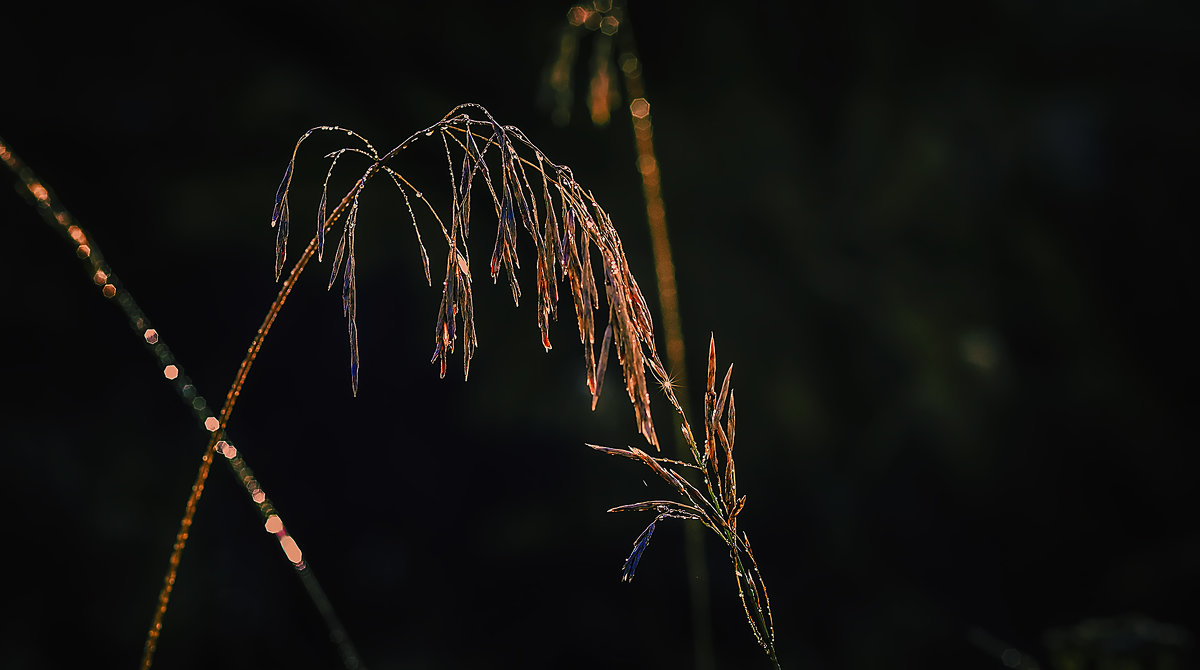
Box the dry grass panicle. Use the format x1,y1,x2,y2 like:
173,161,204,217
3,102,780,668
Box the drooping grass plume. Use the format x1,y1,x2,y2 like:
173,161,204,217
268,104,665,448
0,137,364,670
592,336,780,668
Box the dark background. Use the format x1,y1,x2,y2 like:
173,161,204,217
2,2,1196,668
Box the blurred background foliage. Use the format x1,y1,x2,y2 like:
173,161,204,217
2,1,1196,668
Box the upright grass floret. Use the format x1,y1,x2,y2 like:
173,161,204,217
591,336,780,668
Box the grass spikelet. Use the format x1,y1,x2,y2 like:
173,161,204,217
271,160,292,279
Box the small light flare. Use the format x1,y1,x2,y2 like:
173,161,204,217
101,284,116,298
265,515,284,534
279,536,303,564
68,226,86,243
630,97,650,119
251,489,266,504
75,245,91,259
163,365,179,380
600,15,619,35
204,416,220,432
29,182,49,202
144,328,159,344
218,441,237,459
567,5,589,26
92,270,107,285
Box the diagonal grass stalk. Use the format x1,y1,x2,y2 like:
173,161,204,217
0,136,364,670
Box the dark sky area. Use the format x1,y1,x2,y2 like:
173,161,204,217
2,2,1197,669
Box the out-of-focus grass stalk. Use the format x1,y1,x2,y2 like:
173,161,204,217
601,3,717,666
619,56,718,670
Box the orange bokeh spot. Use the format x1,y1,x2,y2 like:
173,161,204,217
630,98,650,119
204,416,220,432
567,5,589,26
280,536,303,564
265,515,284,534
163,365,179,380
